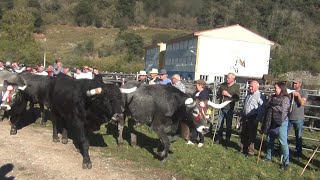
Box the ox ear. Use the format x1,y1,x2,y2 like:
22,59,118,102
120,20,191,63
86,87,102,96
18,85,27,91
1,80,9,87
185,98,196,108
207,100,232,109
120,87,137,94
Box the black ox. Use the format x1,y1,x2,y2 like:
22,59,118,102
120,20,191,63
119,83,213,160
1,73,124,169
0,71,52,134
49,74,124,169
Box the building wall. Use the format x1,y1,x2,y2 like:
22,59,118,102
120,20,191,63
164,38,197,80
195,36,271,82
145,46,160,72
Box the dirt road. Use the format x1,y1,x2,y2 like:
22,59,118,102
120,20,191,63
0,121,176,180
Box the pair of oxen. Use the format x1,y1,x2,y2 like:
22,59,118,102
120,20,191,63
0,70,227,169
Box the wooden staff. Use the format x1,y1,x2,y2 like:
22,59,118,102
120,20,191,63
290,92,294,112
300,144,320,176
212,111,220,144
257,134,265,163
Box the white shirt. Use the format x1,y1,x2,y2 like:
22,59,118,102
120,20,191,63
36,71,48,76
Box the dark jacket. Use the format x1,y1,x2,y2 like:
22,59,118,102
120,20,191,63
261,94,290,134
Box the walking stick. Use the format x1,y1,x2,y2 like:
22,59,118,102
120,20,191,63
300,144,320,176
212,111,220,144
257,134,265,163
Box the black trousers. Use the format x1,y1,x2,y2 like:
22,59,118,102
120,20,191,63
240,115,258,154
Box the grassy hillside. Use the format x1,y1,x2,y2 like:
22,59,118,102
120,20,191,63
37,25,188,72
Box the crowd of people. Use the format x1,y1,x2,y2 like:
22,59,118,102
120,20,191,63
137,68,308,171
0,58,102,80
0,60,309,171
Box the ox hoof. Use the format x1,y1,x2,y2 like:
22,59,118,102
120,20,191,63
130,141,137,147
157,151,167,160
10,129,17,135
82,162,92,169
61,139,68,144
53,138,60,143
40,122,46,127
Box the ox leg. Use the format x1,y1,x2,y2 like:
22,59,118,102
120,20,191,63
73,116,92,169
61,127,68,144
117,116,125,145
9,113,19,135
0,110,4,122
128,118,137,146
10,124,17,135
154,128,170,160
51,112,60,142
29,102,37,120
40,104,46,127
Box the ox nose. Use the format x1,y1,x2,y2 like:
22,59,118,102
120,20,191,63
202,127,210,134
111,113,123,122
0,105,9,111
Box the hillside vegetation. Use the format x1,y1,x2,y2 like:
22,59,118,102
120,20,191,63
0,0,319,74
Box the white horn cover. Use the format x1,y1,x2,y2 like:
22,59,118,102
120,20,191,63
207,100,232,109
185,98,196,107
86,87,102,96
18,85,27,91
120,87,137,94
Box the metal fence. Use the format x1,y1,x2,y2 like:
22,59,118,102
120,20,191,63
204,82,320,152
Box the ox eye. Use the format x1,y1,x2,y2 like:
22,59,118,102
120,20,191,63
12,94,16,98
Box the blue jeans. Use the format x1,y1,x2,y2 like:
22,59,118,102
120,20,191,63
266,119,290,166
288,119,304,153
217,109,234,140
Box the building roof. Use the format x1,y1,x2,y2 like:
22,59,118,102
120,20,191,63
194,24,274,45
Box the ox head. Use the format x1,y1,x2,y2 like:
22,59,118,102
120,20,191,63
86,83,124,122
0,80,27,111
185,98,211,134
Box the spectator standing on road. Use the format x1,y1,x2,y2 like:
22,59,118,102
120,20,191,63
216,72,240,145
158,69,171,85
171,74,185,93
240,80,265,156
149,68,160,85
288,78,307,157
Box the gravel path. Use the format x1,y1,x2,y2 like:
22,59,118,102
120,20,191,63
0,121,176,180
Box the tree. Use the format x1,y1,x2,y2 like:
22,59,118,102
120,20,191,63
0,0,41,64
114,32,144,61
74,0,95,26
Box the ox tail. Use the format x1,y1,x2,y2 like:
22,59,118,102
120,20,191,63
207,100,232,109
120,87,137,94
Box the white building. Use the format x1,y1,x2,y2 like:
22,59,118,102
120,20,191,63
145,24,274,83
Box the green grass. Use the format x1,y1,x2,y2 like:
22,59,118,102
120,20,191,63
96,122,319,179
28,106,319,179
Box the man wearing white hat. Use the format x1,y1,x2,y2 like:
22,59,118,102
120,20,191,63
138,70,148,84
148,68,160,85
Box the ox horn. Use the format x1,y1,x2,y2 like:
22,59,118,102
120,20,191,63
207,100,232,109
120,87,137,94
86,87,102,96
185,98,196,107
18,85,27,91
